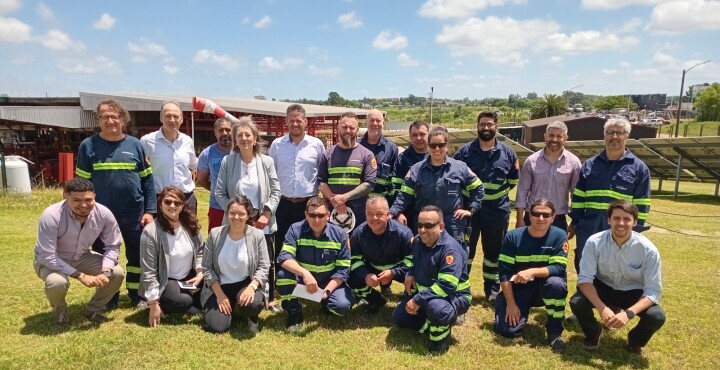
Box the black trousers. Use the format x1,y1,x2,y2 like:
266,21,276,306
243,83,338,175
469,214,509,295
161,270,202,314
570,279,666,347
204,278,265,334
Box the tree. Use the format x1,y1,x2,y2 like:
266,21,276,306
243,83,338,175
694,83,720,121
327,91,344,106
526,92,538,100
594,95,637,111
530,94,565,119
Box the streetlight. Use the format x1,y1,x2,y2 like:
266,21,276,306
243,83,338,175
675,60,710,137
564,84,583,108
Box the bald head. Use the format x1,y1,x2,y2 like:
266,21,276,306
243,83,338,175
366,109,384,141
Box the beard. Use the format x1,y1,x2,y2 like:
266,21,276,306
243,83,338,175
341,133,356,147
219,136,232,147
478,129,496,141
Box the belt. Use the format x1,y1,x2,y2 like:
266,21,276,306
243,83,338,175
282,195,311,203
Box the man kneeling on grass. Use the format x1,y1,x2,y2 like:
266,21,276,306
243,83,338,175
570,199,665,355
33,177,125,326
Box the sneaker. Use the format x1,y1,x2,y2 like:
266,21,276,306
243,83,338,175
364,290,387,315
565,314,578,323
428,337,451,355
583,326,603,349
187,306,202,316
381,284,393,297
268,304,282,315
627,345,643,355
85,310,111,323
134,300,149,310
455,314,466,326
247,318,260,334
549,335,566,352
487,291,499,304
103,302,118,311
285,311,304,332
52,310,69,327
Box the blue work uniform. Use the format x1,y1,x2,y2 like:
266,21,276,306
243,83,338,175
277,220,354,316
454,139,519,295
349,220,414,298
494,226,568,339
359,133,399,202
569,149,651,273
391,146,428,231
390,156,484,249
392,231,471,345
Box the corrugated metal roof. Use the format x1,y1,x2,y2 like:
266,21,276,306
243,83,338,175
79,92,372,118
0,106,94,129
522,114,601,128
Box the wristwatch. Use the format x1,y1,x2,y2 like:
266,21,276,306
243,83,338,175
103,270,113,278
624,309,636,319
250,282,259,291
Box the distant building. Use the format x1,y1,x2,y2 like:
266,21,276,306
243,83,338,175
520,115,657,148
630,94,667,111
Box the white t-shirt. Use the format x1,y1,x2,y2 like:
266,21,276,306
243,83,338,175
217,235,250,284
235,158,270,234
167,227,194,280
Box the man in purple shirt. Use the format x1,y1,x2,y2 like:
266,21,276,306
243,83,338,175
33,177,125,326
515,121,581,232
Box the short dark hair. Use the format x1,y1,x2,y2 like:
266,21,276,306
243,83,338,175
530,198,556,214
214,117,233,130
419,205,443,219
64,177,94,193
157,186,201,237
306,196,329,212
607,199,638,221
428,125,449,143
287,104,306,118
95,99,131,125
409,120,429,132
227,195,259,221
477,111,497,124
341,111,357,120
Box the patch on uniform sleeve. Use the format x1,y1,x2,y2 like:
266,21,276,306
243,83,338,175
514,159,519,170
371,157,378,170
347,239,351,249
445,254,454,265
409,236,414,243
562,242,569,253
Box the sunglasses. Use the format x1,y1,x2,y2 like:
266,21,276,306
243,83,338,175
162,199,184,207
307,212,327,219
428,142,447,149
417,221,440,230
529,211,553,218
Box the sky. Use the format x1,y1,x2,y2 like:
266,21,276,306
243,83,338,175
0,0,719,101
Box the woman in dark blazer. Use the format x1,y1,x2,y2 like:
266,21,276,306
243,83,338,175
140,186,204,327
202,195,271,334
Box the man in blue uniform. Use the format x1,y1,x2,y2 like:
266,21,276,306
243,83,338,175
494,198,569,351
568,118,651,273
391,120,429,232
349,196,413,313
393,205,471,355
454,111,519,302
359,109,399,202
318,112,377,230
76,99,156,308
277,196,354,331
196,117,233,232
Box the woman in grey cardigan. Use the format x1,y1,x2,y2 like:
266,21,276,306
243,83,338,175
139,187,204,327
215,116,281,311
202,196,271,334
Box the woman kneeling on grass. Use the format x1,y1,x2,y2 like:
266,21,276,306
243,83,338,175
140,186,205,327
201,196,270,334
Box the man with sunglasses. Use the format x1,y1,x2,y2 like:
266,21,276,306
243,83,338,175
393,206,471,355
276,196,354,331
494,199,569,351
454,111,519,303
568,118,651,274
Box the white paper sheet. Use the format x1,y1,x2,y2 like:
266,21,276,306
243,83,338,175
292,284,325,302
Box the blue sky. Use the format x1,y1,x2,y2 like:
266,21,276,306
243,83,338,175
0,0,718,101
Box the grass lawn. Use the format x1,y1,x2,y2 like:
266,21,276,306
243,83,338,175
1,183,719,369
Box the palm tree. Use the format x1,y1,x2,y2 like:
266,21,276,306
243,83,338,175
530,94,565,119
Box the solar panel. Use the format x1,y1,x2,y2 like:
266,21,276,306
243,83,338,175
640,137,720,182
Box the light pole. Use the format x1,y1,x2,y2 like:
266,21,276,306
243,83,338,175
565,84,583,108
675,60,710,137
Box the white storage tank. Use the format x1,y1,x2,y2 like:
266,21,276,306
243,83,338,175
0,155,32,194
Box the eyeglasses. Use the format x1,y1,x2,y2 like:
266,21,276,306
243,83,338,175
428,142,447,149
307,212,327,219
417,221,440,230
162,199,184,207
99,115,121,122
529,210,553,219
227,211,247,217
604,130,627,137
478,122,496,128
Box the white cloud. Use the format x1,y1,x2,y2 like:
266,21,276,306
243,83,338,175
130,56,147,63
0,16,32,42
41,29,85,51
610,17,643,33
549,56,563,64
0,0,21,14
397,52,420,67
632,68,660,76
36,2,54,21
57,56,120,74
418,0,527,19
620,61,632,68
193,49,242,71
163,65,180,75
652,51,677,66
94,13,116,30
601,69,617,75
372,30,408,50
307,65,342,77
253,15,272,29
648,0,720,33
128,39,168,57
11,54,34,64
338,11,363,28
436,16,560,66
259,56,305,71
582,0,671,10
538,31,640,53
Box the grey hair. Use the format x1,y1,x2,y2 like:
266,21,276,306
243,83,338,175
160,100,182,118
366,196,389,209
214,117,233,130
546,120,568,134
231,116,266,155
604,118,631,135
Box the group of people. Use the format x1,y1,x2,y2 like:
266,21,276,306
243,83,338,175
32,99,664,356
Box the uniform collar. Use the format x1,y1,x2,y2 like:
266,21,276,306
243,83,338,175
360,132,386,147
599,148,635,162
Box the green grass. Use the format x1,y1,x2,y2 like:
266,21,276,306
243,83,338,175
1,184,719,369
656,121,720,137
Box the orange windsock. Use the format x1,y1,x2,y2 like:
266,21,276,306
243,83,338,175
192,97,239,123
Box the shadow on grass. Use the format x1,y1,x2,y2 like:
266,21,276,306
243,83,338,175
560,334,650,369
21,303,115,336
122,307,205,328
653,191,720,205
385,326,436,355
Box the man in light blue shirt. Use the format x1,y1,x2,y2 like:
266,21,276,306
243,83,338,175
197,117,233,232
570,199,665,355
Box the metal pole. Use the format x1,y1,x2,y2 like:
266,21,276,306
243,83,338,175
673,154,683,200
716,180,719,197
429,86,434,125
658,178,663,192
0,152,7,191
191,111,195,142
674,69,685,137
